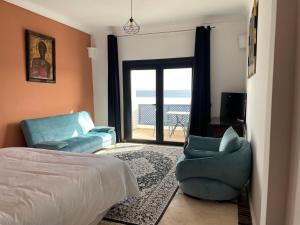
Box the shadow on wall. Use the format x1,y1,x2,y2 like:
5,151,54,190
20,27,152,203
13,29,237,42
248,130,262,225
3,123,26,147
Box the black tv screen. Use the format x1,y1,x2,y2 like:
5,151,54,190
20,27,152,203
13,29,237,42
220,92,247,122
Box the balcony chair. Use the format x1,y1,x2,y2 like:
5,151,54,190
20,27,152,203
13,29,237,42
175,127,252,201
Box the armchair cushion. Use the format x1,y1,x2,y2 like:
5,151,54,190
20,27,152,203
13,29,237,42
184,135,222,158
184,135,222,159
219,127,241,153
184,149,225,159
186,135,221,151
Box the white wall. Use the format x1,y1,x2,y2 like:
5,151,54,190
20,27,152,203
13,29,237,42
210,21,247,117
91,19,247,127
263,0,297,222
90,27,112,126
246,0,298,224
117,20,247,119
246,0,277,224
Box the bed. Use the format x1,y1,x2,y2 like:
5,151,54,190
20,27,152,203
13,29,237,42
0,147,139,225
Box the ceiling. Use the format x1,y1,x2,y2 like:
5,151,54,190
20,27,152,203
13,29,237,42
5,0,250,33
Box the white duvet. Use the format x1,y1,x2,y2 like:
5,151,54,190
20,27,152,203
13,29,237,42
0,147,139,225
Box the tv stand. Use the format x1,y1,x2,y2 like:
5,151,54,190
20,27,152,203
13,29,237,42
207,117,245,137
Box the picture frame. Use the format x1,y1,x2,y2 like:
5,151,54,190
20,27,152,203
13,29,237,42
248,0,258,78
25,30,56,83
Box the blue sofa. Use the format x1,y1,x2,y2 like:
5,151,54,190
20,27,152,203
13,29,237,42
21,111,116,153
176,127,252,200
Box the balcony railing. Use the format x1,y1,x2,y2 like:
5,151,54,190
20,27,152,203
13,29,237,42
137,104,191,126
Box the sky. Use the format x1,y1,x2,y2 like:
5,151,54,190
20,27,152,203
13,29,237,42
131,68,192,91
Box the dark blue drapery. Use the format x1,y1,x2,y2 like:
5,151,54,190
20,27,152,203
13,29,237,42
107,35,121,142
189,26,211,136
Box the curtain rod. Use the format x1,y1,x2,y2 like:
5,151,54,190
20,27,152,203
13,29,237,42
117,26,215,38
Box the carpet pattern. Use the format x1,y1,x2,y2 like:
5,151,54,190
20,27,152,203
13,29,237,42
98,144,182,225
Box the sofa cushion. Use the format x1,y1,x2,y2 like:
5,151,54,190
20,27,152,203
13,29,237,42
87,132,114,143
219,127,241,153
34,141,68,150
62,136,103,153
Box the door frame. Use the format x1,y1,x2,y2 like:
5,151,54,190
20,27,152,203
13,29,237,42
123,57,194,145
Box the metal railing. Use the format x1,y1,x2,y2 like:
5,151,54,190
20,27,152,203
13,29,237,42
137,104,191,126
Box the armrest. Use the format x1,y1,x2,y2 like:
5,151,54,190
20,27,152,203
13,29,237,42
176,148,252,189
89,126,115,133
183,149,224,159
186,135,221,152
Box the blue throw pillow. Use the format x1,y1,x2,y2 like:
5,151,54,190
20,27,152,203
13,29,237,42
219,127,241,153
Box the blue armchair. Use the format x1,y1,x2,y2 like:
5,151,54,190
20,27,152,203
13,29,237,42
176,127,252,200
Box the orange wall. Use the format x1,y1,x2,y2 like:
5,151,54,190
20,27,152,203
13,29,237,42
0,1,94,147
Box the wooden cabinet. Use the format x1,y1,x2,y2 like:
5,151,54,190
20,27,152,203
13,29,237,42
207,118,245,138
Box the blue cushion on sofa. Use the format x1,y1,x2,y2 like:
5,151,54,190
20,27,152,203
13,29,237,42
34,141,68,150
219,127,241,153
62,136,103,153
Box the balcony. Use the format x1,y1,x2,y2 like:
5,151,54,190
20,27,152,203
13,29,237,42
132,104,190,143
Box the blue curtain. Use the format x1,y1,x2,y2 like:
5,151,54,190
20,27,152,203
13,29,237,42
189,26,211,136
107,35,121,142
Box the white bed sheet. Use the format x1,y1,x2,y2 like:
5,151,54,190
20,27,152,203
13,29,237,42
0,147,139,225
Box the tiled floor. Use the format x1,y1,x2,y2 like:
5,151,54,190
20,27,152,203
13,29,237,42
133,127,186,142
158,190,238,225
99,191,238,225
98,143,238,225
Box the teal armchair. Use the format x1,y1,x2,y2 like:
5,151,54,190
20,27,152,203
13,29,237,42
176,127,252,200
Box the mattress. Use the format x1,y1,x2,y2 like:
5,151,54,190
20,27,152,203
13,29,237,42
0,147,139,225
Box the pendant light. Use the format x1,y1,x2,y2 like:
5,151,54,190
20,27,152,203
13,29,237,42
123,0,140,34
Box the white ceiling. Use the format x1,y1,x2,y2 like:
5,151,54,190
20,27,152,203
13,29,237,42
5,0,250,33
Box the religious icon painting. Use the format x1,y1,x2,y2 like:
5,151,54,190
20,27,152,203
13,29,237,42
248,0,258,78
25,30,56,83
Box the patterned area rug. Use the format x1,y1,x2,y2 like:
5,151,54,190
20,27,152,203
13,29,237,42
96,144,182,225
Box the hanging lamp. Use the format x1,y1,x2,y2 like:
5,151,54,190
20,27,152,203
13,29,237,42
123,0,140,34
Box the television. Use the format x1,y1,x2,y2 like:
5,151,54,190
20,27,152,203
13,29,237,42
220,92,247,122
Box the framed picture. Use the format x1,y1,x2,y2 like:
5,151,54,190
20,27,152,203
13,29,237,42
25,30,56,83
248,0,258,78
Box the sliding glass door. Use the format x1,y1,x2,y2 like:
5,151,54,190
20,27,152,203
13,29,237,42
130,70,156,140
123,58,194,145
163,68,192,142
